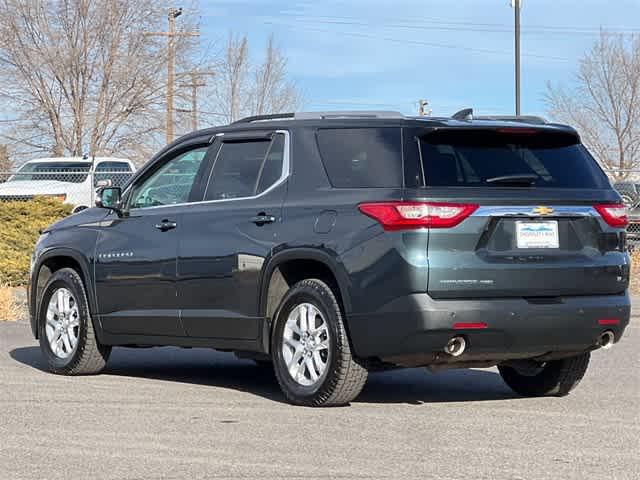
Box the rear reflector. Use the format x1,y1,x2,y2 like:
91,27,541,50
598,319,620,326
594,203,628,228
453,322,488,330
358,201,479,231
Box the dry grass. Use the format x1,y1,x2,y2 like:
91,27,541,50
0,284,18,321
629,250,640,295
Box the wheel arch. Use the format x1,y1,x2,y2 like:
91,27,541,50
31,248,97,339
258,248,352,352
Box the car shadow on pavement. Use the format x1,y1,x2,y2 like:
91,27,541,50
10,346,519,405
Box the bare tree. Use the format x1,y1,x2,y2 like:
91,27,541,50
545,33,640,178
215,34,249,124
0,0,198,163
252,35,303,116
206,34,303,124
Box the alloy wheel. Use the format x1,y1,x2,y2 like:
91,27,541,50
281,302,330,386
45,288,80,359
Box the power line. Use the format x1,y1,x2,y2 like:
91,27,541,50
264,21,571,61
277,18,637,37
274,12,640,35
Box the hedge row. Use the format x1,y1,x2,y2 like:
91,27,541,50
0,198,72,286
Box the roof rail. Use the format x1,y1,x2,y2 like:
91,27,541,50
231,113,295,124
474,115,547,125
294,110,404,120
232,110,404,124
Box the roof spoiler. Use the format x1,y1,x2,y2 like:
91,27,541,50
451,108,548,125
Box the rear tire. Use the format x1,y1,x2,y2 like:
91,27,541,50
271,279,368,407
498,352,590,397
38,268,111,375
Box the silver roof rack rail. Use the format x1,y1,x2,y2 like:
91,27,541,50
232,113,295,124
294,111,404,120
232,110,404,124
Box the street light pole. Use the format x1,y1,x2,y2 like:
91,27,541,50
513,0,521,115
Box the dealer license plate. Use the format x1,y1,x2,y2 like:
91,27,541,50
516,221,559,249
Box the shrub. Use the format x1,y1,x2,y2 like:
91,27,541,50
0,198,72,286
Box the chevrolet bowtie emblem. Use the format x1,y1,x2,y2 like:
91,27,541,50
532,206,554,216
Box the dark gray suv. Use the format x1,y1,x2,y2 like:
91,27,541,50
29,111,631,406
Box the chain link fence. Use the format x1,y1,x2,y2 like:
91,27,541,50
0,164,134,213
0,164,638,247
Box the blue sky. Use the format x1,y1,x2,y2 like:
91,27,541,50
195,0,640,117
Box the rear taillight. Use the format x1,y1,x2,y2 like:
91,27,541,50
594,203,628,228
358,201,479,231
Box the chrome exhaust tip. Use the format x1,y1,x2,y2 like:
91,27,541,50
598,330,615,350
444,336,466,357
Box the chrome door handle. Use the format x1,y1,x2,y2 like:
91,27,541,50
250,214,275,225
155,220,177,231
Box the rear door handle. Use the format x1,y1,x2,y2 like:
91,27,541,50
155,220,177,231
250,213,276,225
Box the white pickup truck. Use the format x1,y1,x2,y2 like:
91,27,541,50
0,157,135,213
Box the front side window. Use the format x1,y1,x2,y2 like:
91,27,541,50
129,147,208,209
204,134,285,201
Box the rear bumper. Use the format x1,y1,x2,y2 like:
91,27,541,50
348,293,631,362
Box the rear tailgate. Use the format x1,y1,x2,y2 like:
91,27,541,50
411,126,629,299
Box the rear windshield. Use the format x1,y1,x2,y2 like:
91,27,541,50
419,129,609,189
13,162,91,183
316,128,403,188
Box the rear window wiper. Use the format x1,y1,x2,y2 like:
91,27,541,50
485,174,538,186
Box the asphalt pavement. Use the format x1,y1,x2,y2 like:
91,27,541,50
1,318,638,480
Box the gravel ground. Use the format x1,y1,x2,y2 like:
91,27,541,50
0,318,638,480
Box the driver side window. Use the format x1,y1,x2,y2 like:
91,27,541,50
129,147,209,209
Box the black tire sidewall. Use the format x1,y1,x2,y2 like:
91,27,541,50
498,353,589,397
271,282,343,402
38,271,90,372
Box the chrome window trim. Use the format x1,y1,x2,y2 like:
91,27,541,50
126,130,290,211
471,205,598,217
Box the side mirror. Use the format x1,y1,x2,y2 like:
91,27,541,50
96,179,112,188
95,186,122,212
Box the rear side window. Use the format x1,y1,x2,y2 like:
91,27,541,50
204,133,285,201
316,128,403,188
95,161,132,172
419,129,609,189
257,134,285,194
95,161,133,187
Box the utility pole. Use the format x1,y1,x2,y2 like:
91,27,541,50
145,7,199,144
512,0,521,115
418,99,431,117
178,71,214,130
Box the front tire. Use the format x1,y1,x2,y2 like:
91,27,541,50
38,268,111,375
271,279,368,406
498,352,591,397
